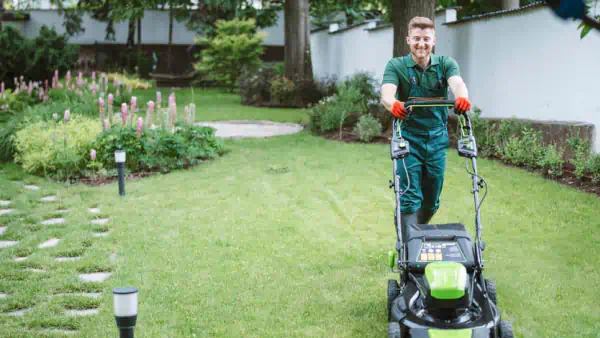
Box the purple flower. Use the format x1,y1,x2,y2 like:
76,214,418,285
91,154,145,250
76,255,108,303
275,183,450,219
137,117,144,137
121,103,128,124
148,101,155,113
99,97,105,108
108,93,114,105
64,109,70,122
92,72,96,80
90,149,97,161
103,119,110,130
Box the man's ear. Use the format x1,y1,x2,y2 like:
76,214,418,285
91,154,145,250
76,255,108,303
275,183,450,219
406,36,410,45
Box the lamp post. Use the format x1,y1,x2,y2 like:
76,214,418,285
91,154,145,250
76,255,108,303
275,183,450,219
113,287,138,338
114,150,126,196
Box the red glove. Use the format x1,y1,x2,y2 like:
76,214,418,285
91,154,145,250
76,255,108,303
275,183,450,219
455,97,471,114
391,101,408,119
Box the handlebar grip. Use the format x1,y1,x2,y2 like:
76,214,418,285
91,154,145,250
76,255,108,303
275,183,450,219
404,100,456,108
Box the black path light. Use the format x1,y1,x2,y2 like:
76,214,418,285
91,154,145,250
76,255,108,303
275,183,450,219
114,150,126,196
113,287,138,338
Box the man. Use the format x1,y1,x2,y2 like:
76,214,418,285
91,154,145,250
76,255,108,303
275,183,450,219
380,16,471,230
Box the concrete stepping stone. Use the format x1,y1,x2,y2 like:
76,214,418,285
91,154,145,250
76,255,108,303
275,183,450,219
0,200,11,206
79,272,112,283
24,185,39,191
39,238,60,248
25,268,46,273
0,241,18,248
91,218,110,225
6,307,32,316
0,226,6,235
54,292,101,299
88,208,100,213
40,195,57,202
13,257,28,262
41,218,65,225
0,209,14,216
92,231,110,237
55,256,81,262
66,309,99,317
0,293,7,299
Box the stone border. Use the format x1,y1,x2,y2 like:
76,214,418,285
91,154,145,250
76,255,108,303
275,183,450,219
194,120,304,139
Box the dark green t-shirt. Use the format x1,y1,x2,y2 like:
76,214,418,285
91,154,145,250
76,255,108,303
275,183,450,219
382,53,460,101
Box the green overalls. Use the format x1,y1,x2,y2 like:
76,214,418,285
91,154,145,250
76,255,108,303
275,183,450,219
397,56,450,216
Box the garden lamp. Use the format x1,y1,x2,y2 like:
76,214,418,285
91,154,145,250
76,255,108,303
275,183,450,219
113,287,138,338
114,150,126,196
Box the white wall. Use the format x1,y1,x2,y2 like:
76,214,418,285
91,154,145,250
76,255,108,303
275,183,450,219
14,9,284,46
310,6,600,150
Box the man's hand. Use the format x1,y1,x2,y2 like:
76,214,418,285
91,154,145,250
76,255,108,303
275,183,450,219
454,97,471,114
391,101,409,119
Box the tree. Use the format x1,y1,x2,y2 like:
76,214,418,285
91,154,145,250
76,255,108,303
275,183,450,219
0,0,4,32
284,0,314,105
391,0,436,57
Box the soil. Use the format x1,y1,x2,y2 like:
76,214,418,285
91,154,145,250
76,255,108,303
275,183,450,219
76,171,163,187
320,127,600,198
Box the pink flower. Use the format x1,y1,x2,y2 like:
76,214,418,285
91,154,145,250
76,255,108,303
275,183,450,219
156,91,162,104
137,117,144,137
103,119,110,130
108,93,114,105
169,92,175,106
121,103,128,124
99,97,105,108
92,72,96,80
92,88,97,97
148,101,155,113
90,149,97,161
44,80,48,92
54,70,59,79
66,71,71,84
131,96,137,106
64,109,70,122
116,89,120,97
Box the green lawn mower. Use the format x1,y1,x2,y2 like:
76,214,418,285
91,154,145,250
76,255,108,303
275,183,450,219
386,100,514,338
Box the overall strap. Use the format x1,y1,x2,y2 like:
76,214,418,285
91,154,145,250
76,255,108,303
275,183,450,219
403,56,418,86
435,63,447,89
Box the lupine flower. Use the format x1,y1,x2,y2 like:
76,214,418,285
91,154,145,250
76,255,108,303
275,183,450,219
136,117,143,138
92,88,97,97
146,101,155,127
66,71,71,85
90,149,97,161
39,90,44,100
92,72,96,81
103,119,110,130
108,93,114,105
54,70,59,79
184,106,189,124
1,82,4,95
116,89,120,97
169,92,175,106
64,109,70,122
99,97,105,109
156,92,162,108
121,103,128,125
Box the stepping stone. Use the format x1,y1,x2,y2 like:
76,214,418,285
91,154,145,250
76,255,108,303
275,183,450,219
56,209,70,214
41,218,65,225
88,208,100,213
0,200,11,206
53,292,101,299
92,231,110,237
24,185,39,191
13,257,28,262
78,272,112,283
0,209,14,216
6,307,32,316
55,256,81,262
0,241,18,248
91,218,109,225
40,196,57,202
25,268,46,273
0,293,7,299
0,226,6,235
65,309,99,317
39,238,60,248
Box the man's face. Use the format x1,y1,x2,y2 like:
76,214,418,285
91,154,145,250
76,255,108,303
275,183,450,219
406,28,436,59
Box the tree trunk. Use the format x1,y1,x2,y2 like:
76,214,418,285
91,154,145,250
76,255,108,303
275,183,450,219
168,8,174,74
284,0,313,106
0,0,4,32
127,19,135,48
391,0,436,58
137,18,142,54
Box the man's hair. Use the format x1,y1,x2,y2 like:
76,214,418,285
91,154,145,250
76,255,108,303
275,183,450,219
408,16,435,33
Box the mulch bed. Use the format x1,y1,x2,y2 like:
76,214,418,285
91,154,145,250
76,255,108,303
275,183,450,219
319,127,600,198
76,171,163,187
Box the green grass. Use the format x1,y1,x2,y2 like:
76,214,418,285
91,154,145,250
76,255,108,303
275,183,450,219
0,88,598,337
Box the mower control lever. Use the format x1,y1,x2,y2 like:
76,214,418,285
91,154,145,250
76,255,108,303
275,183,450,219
391,137,410,160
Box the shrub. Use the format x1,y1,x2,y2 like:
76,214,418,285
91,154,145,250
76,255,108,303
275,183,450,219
588,153,600,184
92,124,144,172
538,144,565,178
353,114,382,142
500,127,545,168
106,73,152,89
194,18,265,89
566,134,591,179
239,67,277,105
270,76,296,105
310,83,362,138
342,71,379,114
27,25,79,82
12,115,102,180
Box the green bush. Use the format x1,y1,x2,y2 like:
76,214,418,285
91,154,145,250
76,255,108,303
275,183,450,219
587,153,600,184
239,67,277,105
194,18,265,89
92,124,144,172
538,144,565,178
353,114,382,142
270,76,296,105
342,71,379,114
566,135,591,179
12,115,102,180
500,127,545,168
468,107,499,157
310,83,362,137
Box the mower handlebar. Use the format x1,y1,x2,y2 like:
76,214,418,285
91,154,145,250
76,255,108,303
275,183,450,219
404,100,456,108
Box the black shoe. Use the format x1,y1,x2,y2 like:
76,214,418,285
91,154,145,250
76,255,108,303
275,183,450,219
417,209,436,224
400,212,418,240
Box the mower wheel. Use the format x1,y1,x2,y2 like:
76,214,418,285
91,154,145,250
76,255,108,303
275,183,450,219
499,321,514,338
387,279,401,321
388,322,401,338
485,279,497,304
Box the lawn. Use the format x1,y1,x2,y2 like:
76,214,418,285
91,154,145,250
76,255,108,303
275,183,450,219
0,88,598,337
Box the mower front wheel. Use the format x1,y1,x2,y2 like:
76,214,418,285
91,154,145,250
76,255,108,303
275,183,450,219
387,279,400,322
499,321,514,338
485,279,497,304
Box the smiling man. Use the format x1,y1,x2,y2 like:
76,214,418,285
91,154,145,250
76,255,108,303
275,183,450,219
380,16,471,230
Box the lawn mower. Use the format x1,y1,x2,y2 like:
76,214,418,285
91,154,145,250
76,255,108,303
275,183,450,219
386,100,514,338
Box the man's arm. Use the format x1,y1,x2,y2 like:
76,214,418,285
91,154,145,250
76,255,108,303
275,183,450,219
381,83,398,112
447,75,468,99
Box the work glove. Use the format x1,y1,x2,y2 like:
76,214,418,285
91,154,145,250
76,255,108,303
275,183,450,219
391,101,409,119
454,97,471,114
